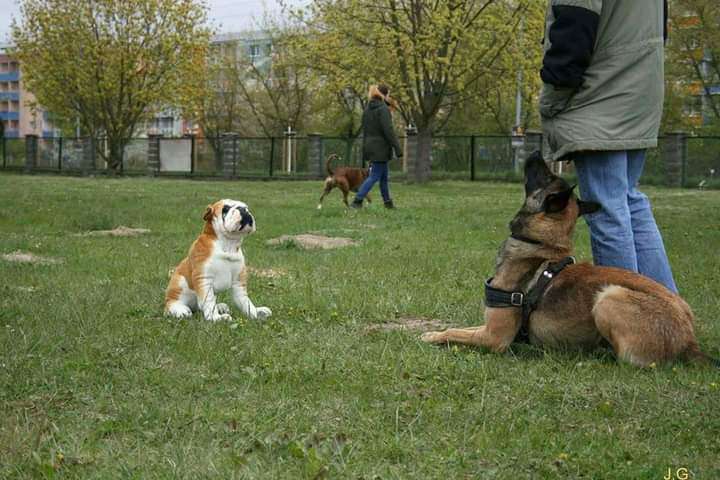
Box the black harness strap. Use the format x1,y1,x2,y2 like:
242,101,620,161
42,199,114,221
484,256,576,343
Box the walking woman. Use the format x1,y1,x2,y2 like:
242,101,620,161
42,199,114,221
351,84,402,209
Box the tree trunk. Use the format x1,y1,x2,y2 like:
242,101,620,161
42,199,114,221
106,137,125,173
411,126,433,183
345,138,354,167
211,135,223,172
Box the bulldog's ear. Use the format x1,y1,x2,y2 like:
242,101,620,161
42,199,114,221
543,187,574,214
577,200,601,216
203,205,213,222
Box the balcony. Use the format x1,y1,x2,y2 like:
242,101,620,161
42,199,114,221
0,71,20,82
2,130,19,138
0,92,19,101
0,111,19,120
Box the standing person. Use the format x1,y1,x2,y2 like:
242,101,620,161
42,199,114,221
539,0,677,293
351,84,402,209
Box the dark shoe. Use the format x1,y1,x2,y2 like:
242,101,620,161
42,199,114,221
350,199,363,209
384,200,395,209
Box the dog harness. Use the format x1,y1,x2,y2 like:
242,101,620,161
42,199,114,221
484,256,576,342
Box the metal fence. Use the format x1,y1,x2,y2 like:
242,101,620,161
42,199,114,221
2,134,719,188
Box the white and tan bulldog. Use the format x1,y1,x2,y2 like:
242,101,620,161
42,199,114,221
164,199,272,322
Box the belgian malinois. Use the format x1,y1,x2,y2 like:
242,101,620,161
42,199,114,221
317,154,370,209
422,152,716,367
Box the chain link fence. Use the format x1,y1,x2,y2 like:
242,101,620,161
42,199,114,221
2,134,718,188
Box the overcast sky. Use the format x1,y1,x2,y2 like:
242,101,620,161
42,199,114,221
0,0,304,44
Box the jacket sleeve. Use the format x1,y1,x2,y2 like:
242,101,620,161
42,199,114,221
379,106,403,157
540,1,601,89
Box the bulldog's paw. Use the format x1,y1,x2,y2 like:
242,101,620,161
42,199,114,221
166,302,193,319
255,307,272,320
216,303,231,315
421,331,446,344
208,312,233,322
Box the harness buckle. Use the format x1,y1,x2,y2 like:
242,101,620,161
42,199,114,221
510,292,524,306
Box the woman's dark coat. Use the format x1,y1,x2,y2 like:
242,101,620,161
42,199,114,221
362,98,402,164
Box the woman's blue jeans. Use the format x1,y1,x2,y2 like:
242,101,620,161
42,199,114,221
574,149,678,293
355,162,391,202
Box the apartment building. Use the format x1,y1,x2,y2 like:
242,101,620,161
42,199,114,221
141,30,273,137
0,44,59,138
0,30,271,138
671,11,720,126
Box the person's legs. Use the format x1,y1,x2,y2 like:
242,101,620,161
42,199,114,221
376,163,391,203
354,163,381,203
626,150,678,293
574,150,638,272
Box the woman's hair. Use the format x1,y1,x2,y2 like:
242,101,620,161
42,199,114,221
368,84,385,101
368,83,398,111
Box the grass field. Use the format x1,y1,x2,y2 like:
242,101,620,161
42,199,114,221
1,173,719,479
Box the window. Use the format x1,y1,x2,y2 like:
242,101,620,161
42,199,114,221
160,117,173,130
249,44,260,58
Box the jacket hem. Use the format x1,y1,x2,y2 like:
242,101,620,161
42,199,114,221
549,139,659,161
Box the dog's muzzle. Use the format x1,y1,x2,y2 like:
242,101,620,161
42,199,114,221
239,210,254,230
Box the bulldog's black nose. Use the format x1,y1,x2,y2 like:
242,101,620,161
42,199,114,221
240,209,253,226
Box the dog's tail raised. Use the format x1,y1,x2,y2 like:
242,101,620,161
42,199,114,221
326,154,339,176
684,344,720,368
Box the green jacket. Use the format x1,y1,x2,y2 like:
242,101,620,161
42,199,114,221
362,98,402,163
540,0,666,161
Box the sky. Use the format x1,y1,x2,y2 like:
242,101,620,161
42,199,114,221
0,0,303,44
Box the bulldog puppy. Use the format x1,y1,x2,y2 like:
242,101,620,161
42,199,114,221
164,199,272,322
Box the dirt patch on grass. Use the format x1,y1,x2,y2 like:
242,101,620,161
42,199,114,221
267,234,359,250
1,251,63,265
365,317,449,333
81,226,151,237
248,267,287,279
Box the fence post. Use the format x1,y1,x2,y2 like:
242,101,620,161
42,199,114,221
470,135,476,181
269,136,275,178
24,134,38,172
147,134,162,176
308,133,324,178
2,136,6,169
57,137,63,171
404,125,419,181
662,132,686,188
283,127,297,173
82,137,96,174
222,132,238,178
184,133,195,174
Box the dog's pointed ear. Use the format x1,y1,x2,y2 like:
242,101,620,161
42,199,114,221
543,187,574,214
203,205,214,222
577,199,601,216
524,151,554,196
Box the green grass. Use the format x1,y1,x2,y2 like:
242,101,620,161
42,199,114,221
1,173,719,479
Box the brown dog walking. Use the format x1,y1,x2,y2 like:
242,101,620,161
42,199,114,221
317,154,370,209
422,152,717,367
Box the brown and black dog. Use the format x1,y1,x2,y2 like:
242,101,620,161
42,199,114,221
422,151,717,367
317,154,370,209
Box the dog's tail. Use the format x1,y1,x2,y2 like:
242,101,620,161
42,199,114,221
683,344,720,368
326,154,339,176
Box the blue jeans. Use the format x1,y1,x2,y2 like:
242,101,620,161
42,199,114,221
355,162,391,202
574,150,678,293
